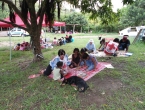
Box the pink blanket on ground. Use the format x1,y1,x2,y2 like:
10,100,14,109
48,62,110,81
28,62,110,80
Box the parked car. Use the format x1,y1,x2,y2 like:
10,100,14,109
7,27,29,37
119,26,145,37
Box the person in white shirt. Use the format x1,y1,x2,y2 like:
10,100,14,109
39,49,70,76
53,61,66,81
85,39,96,53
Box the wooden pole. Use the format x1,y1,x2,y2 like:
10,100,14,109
132,29,142,44
60,26,61,33
73,24,75,34
9,27,12,61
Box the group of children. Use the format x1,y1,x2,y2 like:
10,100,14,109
46,36,130,80
84,36,130,56
52,35,74,46
40,37,53,49
39,48,98,82
13,41,30,51
13,34,74,51
99,36,130,52
29,36,130,92
52,37,66,46
69,48,98,71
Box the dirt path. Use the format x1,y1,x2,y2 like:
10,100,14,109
0,41,14,47
0,31,8,37
0,30,14,47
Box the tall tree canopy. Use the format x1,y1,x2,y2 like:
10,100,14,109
64,13,87,25
62,12,88,32
119,0,145,28
0,0,134,62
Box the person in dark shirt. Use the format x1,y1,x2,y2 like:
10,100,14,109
98,38,105,51
69,48,80,68
119,36,130,52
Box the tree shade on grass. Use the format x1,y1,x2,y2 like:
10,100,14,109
0,0,134,62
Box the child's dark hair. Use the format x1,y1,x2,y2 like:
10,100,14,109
57,61,63,67
17,43,20,46
82,53,89,59
54,37,56,39
113,38,119,43
100,38,105,44
58,38,61,41
58,49,66,56
73,48,79,53
58,39,63,46
69,35,72,39
80,48,87,53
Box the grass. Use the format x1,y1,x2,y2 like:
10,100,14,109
0,33,145,110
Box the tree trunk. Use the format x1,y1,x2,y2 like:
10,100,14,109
30,29,43,62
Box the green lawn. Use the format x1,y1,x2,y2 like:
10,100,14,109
0,33,145,110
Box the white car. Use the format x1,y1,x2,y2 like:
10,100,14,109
7,27,29,37
119,26,145,37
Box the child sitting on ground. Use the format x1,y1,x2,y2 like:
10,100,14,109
19,44,25,51
53,61,67,82
82,53,98,71
52,37,58,46
79,48,87,66
13,43,20,51
24,42,30,51
57,38,63,46
98,38,105,51
40,38,45,49
104,40,119,56
61,37,66,45
69,48,80,68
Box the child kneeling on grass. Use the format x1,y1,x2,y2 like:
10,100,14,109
82,53,98,71
53,61,67,82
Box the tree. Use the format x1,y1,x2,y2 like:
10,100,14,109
0,4,9,19
62,12,88,32
119,0,145,28
0,0,134,62
0,0,61,62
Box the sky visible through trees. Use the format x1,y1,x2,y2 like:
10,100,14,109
62,0,124,12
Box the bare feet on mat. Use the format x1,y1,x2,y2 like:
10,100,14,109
39,70,45,75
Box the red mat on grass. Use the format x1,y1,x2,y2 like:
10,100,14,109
28,62,110,80
48,62,110,81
